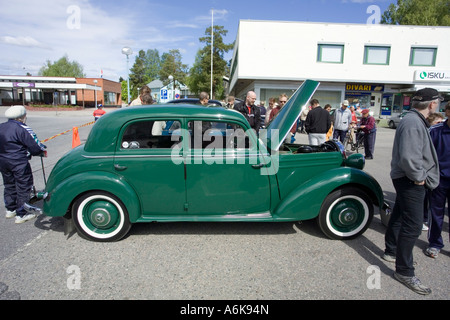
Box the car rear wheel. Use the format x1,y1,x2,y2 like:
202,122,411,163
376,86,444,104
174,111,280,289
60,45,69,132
317,187,374,240
72,191,131,242
388,120,396,129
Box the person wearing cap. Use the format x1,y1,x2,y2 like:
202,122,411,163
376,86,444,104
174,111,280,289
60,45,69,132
383,88,442,295
359,109,376,159
93,104,106,121
332,100,352,143
425,101,450,259
0,105,47,224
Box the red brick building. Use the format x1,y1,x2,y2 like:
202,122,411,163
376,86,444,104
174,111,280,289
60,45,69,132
0,76,121,107
76,78,122,107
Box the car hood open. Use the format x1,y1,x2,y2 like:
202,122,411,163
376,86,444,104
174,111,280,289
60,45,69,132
261,79,320,151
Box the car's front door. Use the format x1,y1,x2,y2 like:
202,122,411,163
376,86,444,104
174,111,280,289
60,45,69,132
184,120,271,216
114,118,186,216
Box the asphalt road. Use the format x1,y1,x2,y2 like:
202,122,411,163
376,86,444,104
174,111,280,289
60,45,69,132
0,107,448,303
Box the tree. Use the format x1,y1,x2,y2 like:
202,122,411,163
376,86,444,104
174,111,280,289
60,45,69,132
125,49,162,100
145,49,161,81
381,0,450,26
159,49,188,87
129,50,152,99
187,25,234,100
38,55,86,77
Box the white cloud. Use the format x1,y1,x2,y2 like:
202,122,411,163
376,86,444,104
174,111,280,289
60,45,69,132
0,36,49,49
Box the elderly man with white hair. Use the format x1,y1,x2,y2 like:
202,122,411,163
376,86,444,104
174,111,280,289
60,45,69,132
0,105,47,223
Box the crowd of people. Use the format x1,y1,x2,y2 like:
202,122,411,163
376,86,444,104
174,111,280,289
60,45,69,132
1,84,448,296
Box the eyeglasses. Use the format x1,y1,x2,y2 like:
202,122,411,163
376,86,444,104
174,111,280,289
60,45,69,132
279,100,287,104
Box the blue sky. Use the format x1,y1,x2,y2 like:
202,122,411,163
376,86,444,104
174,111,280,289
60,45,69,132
0,0,394,81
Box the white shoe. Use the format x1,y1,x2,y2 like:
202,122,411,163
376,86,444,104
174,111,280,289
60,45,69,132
422,223,429,231
23,203,42,215
15,213,36,224
6,210,16,219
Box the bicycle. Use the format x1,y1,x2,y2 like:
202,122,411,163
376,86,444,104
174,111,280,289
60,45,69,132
343,126,365,153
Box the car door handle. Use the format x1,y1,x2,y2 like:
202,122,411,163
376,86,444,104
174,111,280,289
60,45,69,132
114,164,127,171
252,163,265,169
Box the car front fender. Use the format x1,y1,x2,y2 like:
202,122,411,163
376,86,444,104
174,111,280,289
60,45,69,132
273,167,384,221
43,171,141,222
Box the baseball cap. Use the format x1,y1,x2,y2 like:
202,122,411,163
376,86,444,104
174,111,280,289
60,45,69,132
361,109,370,114
412,88,443,102
342,100,349,106
5,105,26,119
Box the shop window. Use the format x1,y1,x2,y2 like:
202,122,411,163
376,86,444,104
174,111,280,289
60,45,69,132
410,47,437,66
364,46,390,65
317,44,344,64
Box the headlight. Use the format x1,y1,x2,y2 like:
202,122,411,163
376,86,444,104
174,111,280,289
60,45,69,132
344,153,365,170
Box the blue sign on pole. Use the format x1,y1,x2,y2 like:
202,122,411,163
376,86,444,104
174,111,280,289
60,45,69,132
161,89,168,100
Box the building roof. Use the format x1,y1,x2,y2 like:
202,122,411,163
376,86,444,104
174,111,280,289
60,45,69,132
0,75,101,90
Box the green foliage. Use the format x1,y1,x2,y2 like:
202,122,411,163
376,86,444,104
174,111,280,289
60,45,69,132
159,49,188,87
187,25,234,100
38,55,86,77
381,0,450,26
129,50,150,99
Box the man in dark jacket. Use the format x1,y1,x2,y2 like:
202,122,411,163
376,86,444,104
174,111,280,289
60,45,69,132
234,91,261,133
0,105,47,224
304,99,331,145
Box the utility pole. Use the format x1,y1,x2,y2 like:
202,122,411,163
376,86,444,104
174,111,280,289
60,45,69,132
210,8,214,99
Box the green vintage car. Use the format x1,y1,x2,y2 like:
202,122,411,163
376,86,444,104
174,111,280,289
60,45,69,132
42,80,385,241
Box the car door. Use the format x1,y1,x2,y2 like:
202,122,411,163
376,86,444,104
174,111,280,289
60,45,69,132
114,118,187,216
184,119,271,216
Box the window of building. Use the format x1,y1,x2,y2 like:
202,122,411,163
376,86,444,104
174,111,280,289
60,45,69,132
317,44,344,63
104,91,116,105
364,46,390,65
410,47,437,66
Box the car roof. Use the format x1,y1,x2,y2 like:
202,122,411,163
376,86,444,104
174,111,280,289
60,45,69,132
84,104,247,152
166,98,223,107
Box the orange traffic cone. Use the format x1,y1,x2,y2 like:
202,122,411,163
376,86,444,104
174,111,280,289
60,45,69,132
72,127,80,148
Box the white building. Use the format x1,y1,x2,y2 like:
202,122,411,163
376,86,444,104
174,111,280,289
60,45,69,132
229,20,450,117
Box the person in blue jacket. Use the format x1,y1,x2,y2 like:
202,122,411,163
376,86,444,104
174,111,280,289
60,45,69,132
425,102,450,259
0,105,47,224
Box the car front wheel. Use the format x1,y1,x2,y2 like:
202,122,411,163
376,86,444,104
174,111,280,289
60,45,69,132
317,187,374,240
72,191,131,242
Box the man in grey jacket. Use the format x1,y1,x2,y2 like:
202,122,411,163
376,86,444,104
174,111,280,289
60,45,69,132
383,88,441,295
332,100,352,143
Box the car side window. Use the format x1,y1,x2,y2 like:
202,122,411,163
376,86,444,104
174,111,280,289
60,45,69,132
121,120,182,149
187,121,253,150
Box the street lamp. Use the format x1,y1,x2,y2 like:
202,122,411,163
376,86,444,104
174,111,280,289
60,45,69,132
168,75,174,100
122,46,133,104
93,79,98,108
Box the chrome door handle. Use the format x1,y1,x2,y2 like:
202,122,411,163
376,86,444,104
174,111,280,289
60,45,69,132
252,163,265,169
114,164,127,171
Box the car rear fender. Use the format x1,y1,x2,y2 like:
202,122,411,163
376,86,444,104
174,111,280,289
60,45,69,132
273,167,384,220
43,171,141,222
